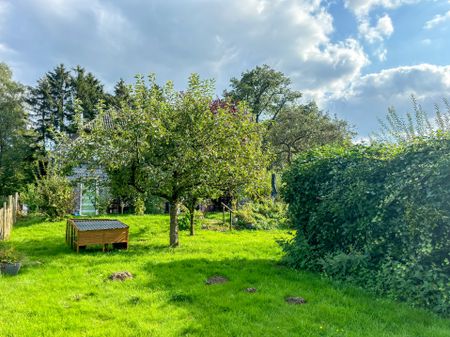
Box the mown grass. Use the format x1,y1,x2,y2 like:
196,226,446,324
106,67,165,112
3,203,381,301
1,214,449,337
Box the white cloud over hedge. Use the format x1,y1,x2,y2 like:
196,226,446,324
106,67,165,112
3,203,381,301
328,64,450,135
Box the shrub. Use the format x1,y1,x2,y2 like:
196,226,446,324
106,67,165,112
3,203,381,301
178,207,203,231
134,195,146,215
235,198,288,230
0,246,22,264
281,137,450,315
22,174,74,220
145,195,166,214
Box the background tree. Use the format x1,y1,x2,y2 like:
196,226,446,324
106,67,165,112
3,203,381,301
0,63,35,196
69,74,267,246
111,78,132,108
71,65,106,123
28,77,53,152
268,102,353,168
47,64,72,133
28,64,107,151
225,64,302,123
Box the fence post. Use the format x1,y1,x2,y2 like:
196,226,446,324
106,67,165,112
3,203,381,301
0,206,3,240
0,194,20,241
13,192,18,223
3,202,7,240
8,195,13,238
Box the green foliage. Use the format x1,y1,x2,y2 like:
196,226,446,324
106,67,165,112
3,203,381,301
68,73,268,246
267,102,354,168
94,190,112,215
134,195,146,215
235,198,288,230
225,64,302,123
0,244,22,264
0,63,36,196
282,138,450,315
144,194,166,214
178,207,203,231
27,64,107,151
377,95,450,142
22,171,74,220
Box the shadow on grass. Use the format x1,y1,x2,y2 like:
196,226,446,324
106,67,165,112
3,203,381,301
10,215,170,260
136,258,448,337
11,236,171,261
13,215,48,228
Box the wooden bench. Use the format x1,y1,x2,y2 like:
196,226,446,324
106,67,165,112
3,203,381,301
66,219,129,253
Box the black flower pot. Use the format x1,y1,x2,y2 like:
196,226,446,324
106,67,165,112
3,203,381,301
0,262,21,275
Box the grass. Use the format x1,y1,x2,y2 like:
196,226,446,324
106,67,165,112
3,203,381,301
0,214,449,337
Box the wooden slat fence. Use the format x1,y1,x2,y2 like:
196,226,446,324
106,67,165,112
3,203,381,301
0,193,19,241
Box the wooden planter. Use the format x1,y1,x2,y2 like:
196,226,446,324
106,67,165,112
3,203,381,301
66,219,129,253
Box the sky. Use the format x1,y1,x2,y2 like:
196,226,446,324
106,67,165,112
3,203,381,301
1,0,450,137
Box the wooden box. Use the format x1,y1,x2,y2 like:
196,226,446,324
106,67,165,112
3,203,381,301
66,219,129,253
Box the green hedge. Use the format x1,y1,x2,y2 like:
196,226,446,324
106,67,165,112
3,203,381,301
281,138,450,315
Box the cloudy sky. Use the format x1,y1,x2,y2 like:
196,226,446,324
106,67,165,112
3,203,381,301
1,0,450,136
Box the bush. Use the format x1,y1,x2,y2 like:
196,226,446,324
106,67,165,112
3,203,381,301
0,244,22,264
235,198,288,230
281,137,450,315
145,195,166,214
134,195,146,215
178,208,203,231
22,174,74,220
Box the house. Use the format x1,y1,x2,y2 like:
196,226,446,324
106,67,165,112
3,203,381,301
68,165,108,216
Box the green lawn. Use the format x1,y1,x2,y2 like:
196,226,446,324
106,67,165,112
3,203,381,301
1,215,449,337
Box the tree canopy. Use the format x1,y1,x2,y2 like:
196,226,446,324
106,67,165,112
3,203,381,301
225,64,302,123
268,102,353,168
27,64,107,151
0,63,35,196
68,74,268,246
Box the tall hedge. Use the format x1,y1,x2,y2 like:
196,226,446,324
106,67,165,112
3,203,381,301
282,138,450,315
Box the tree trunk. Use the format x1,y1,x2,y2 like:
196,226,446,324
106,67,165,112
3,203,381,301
169,201,180,247
271,172,278,200
189,206,195,236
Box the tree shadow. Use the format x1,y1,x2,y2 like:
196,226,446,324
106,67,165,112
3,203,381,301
136,258,446,337
13,215,48,228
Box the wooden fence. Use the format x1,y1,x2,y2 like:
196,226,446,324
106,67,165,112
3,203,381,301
0,193,19,241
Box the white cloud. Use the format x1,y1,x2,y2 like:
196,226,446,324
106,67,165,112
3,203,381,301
0,42,14,54
344,0,417,17
2,0,369,97
327,64,450,135
345,0,416,61
359,14,394,43
375,47,388,61
293,38,369,103
5,0,447,139
424,10,450,29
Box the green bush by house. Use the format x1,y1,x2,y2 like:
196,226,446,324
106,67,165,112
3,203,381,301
235,198,289,230
282,137,450,315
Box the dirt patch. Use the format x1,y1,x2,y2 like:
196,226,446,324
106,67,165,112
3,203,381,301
201,224,229,232
205,275,229,285
109,271,133,281
285,296,307,304
245,287,257,293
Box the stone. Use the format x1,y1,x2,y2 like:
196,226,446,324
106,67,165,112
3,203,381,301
285,296,306,304
109,271,133,281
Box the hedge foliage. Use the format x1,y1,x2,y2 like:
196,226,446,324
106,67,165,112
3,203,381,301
235,198,288,230
281,137,450,315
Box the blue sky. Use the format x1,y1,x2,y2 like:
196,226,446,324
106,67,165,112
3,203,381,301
1,0,450,137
